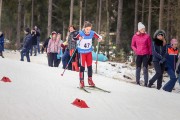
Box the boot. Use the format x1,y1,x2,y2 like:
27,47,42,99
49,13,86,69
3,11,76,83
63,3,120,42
88,77,95,86
79,80,84,88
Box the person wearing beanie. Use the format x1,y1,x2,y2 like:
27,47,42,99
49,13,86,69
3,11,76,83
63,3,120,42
148,30,167,89
163,39,178,92
131,22,152,86
20,28,32,62
47,31,60,67
0,31,4,58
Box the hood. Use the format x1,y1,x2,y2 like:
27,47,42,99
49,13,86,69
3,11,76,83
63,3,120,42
153,29,166,39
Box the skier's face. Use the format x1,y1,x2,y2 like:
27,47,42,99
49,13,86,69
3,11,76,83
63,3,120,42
84,27,92,34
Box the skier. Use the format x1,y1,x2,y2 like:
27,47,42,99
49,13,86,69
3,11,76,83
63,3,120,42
131,22,152,86
148,30,167,90
163,39,178,92
75,21,102,88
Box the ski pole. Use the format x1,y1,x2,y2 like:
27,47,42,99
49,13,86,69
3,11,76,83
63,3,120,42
95,42,100,74
61,40,81,76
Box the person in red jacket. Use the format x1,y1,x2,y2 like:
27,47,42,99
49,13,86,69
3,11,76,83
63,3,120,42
131,22,152,86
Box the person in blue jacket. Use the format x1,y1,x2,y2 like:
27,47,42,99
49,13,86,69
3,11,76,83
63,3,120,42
20,28,32,62
163,39,178,92
0,31,4,58
148,30,166,90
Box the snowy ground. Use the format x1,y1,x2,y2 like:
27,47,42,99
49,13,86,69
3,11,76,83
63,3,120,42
1,50,180,120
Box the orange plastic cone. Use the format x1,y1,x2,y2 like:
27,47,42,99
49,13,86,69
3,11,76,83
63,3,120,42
1,77,12,82
72,98,89,108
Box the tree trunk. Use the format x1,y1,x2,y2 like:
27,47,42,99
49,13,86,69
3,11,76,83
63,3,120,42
106,0,110,58
79,0,82,30
148,0,152,34
116,0,123,50
95,0,102,74
16,0,21,49
0,0,2,30
83,0,87,22
141,0,145,23
69,0,74,26
134,0,138,33
159,0,164,29
177,0,180,47
98,0,102,34
166,0,170,40
31,0,34,29
47,0,52,37
95,0,99,32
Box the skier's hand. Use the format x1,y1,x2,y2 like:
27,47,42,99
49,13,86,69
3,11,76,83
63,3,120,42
79,36,84,40
97,38,102,42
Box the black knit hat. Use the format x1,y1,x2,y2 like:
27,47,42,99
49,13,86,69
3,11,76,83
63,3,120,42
25,28,30,33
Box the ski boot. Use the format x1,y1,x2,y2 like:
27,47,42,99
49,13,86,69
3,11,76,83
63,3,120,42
88,77,95,87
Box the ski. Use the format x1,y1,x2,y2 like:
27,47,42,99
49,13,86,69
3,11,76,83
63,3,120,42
77,87,91,93
85,86,111,93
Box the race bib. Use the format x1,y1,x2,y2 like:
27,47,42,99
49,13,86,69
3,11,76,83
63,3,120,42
78,39,92,50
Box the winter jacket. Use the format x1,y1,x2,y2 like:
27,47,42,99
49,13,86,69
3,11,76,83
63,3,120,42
165,45,178,71
131,32,152,55
47,39,60,54
31,31,40,45
0,33,4,51
22,33,32,50
67,31,79,50
152,30,167,62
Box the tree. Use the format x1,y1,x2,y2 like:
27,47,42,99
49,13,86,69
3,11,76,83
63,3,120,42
116,0,123,50
79,0,82,29
69,0,74,26
95,0,102,74
31,0,34,29
159,0,164,29
105,0,110,58
16,0,21,49
47,0,52,37
134,0,138,33
148,0,152,34
0,0,2,30
141,0,145,23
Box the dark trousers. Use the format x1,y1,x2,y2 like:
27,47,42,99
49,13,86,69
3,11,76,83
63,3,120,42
30,45,37,56
20,48,30,62
79,65,92,80
136,55,149,85
48,53,60,67
163,68,177,92
62,49,72,70
149,62,165,89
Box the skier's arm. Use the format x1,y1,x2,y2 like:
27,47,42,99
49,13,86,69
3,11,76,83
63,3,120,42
94,32,102,42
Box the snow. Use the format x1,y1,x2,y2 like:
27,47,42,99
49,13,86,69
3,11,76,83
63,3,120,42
1,50,180,120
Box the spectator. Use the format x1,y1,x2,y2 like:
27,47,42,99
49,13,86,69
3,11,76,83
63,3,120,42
131,22,152,86
20,28,32,62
